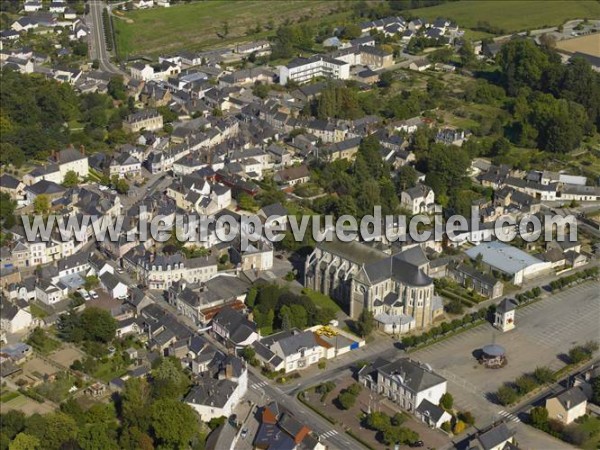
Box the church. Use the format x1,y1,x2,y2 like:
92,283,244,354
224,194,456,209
304,239,443,334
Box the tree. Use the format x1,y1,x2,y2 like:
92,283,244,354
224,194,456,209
25,412,78,450
515,374,538,394
439,392,454,410
107,76,127,101
9,433,40,450
83,275,99,291
77,424,119,450
529,406,549,428
0,192,16,228
496,385,518,405
458,411,475,426
121,378,152,431
459,40,476,67
1,410,26,439
365,412,391,430
378,70,394,88
341,24,362,40
62,170,79,188
80,307,117,343
252,83,270,99
33,194,50,215
150,399,197,449
337,391,357,410
395,165,418,191
355,309,374,338
592,377,600,406
453,420,466,435
533,366,554,384
151,357,190,400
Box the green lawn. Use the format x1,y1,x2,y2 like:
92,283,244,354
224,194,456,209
301,288,342,312
113,1,351,58
0,390,20,404
406,1,600,36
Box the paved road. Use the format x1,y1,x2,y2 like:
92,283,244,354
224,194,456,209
87,0,124,75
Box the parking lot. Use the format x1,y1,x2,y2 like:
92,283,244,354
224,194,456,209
412,281,600,418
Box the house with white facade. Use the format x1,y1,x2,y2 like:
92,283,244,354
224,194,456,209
358,357,447,414
259,329,323,374
0,297,33,334
279,55,350,85
400,184,436,214
184,356,248,421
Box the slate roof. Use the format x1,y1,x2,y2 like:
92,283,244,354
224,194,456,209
378,358,446,393
497,298,517,314
475,423,515,450
416,398,447,423
554,386,587,410
185,378,238,408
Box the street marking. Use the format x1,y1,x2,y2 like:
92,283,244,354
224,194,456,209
321,430,338,438
251,381,268,390
499,410,520,423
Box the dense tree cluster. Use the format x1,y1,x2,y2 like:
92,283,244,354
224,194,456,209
58,307,117,344
497,40,599,152
311,136,400,217
249,284,338,335
309,83,363,120
270,24,314,59
0,71,133,166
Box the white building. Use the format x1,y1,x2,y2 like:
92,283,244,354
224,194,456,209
0,298,33,334
358,357,447,414
279,55,349,85
184,357,248,421
465,241,552,286
400,184,436,215
259,329,323,374
494,298,517,332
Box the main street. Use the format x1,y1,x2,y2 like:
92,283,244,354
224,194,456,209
87,0,125,75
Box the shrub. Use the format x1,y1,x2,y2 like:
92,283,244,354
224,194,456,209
439,392,454,410
337,391,357,410
458,411,475,425
453,420,466,434
497,385,518,405
317,359,326,370
441,421,452,433
515,375,539,395
533,366,555,384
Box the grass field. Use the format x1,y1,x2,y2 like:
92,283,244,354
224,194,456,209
113,0,351,58
301,288,342,312
406,1,600,37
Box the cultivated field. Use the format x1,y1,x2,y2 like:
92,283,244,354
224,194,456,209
113,0,350,57
407,1,600,38
556,33,600,57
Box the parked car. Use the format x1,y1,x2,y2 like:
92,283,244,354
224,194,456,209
78,289,90,301
241,429,248,439
409,441,424,448
89,290,99,299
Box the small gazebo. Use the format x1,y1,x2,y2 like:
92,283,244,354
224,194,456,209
480,343,507,368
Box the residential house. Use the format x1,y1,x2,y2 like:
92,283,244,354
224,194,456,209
123,109,164,133
259,329,322,373
0,297,33,334
451,263,504,299
401,184,436,214
274,165,310,187
358,357,447,413
212,306,259,350
469,423,518,450
184,356,248,421
546,387,588,425
100,272,128,299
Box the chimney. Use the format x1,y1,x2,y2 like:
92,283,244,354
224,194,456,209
566,400,571,409
225,362,233,379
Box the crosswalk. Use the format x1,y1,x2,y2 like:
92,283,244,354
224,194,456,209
499,410,520,423
251,380,268,390
320,430,338,439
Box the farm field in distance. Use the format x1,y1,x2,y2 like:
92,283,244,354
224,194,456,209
406,0,600,38
113,0,350,58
